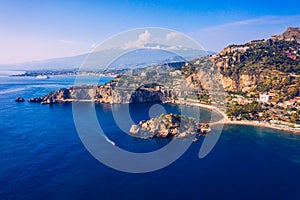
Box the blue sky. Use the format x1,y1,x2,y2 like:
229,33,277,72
1,0,300,64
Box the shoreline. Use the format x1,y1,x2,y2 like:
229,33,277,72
192,102,300,134
211,120,300,134
28,96,300,134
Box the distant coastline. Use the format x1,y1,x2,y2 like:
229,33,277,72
11,70,119,78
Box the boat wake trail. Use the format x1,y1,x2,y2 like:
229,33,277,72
104,135,116,146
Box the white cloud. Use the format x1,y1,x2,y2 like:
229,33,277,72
166,32,181,41
122,30,151,49
138,30,151,43
120,30,191,51
144,44,187,51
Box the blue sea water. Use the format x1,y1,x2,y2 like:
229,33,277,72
0,74,300,199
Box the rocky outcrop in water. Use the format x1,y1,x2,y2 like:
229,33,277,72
27,87,71,104
129,113,209,139
15,97,25,102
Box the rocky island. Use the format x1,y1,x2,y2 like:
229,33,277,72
130,113,210,139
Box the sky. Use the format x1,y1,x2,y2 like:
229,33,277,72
1,0,300,64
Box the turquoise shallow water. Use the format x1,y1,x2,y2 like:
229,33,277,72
0,75,300,199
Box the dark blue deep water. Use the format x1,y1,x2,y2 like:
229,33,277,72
0,74,300,199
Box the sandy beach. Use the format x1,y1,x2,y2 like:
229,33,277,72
192,102,300,134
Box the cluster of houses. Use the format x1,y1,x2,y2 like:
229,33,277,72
285,49,300,61
227,93,274,105
278,97,300,109
229,92,299,108
227,92,300,126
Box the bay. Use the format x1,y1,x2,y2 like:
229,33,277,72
0,75,300,199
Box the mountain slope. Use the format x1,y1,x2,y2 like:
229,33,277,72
206,27,300,99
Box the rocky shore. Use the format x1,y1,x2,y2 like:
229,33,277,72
18,80,300,134
24,78,176,105
15,97,25,102
129,113,210,139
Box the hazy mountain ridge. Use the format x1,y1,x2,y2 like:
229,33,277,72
0,46,210,71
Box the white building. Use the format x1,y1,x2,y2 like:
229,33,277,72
140,71,146,77
233,46,249,52
259,94,272,103
169,70,182,77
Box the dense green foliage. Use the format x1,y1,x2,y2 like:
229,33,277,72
226,102,263,120
222,40,300,76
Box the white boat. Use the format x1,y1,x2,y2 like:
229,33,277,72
36,75,49,79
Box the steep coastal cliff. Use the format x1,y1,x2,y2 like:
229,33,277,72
28,78,176,105
209,27,300,95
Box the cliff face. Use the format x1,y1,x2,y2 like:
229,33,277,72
28,87,71,104
28,79,176,105
206,27,300,94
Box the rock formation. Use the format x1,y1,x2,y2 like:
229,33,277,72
27,77,176,105
271,27,300,43
15,97,25,102
129,113,209,139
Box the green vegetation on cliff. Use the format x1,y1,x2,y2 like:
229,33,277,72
221,39,300,76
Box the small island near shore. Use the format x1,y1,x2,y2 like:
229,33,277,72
130,113,211,141
15,27,300,134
